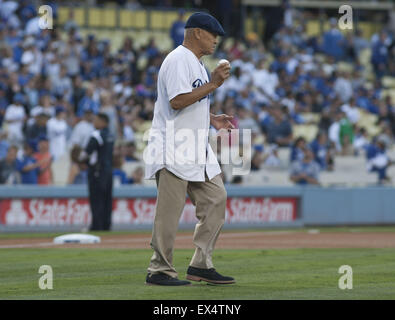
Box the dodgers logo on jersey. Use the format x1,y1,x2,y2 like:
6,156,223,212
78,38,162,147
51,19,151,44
192,78,209,102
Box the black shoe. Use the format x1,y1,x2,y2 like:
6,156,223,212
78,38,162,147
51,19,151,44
145,273,191,286
186,266,235,284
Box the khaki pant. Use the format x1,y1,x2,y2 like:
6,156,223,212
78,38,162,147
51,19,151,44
147,168,227,278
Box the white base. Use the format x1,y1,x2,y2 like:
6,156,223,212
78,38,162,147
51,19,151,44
53,233,101,244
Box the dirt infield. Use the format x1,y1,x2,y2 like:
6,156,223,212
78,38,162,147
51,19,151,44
1,230,395,249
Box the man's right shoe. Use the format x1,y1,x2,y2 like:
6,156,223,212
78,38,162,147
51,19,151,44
186,266,236,284
145,273,191,286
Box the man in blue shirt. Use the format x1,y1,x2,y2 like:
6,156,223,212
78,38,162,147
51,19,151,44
16,142,41,184
290,148,320,185
371,32,389,78
77,84,100,117
310,132,330,170
321,18,346,61
266,108,293,146
170,10,186,49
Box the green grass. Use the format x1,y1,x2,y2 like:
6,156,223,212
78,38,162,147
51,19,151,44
1,247,395,300
2,225,395,240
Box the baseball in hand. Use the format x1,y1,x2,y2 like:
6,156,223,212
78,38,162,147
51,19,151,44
217,59,230,67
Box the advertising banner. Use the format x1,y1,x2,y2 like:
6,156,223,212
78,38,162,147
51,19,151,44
0,197,298,226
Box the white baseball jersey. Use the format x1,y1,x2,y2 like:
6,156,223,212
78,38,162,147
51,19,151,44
144,45,221,182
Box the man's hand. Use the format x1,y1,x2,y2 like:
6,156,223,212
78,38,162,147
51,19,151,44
210,113,235,131
170,63,231,111
210,63,231,88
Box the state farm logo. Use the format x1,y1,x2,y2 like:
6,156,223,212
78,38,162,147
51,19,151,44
5,200,29,225
0,197,298,226
228,198,296,222
4,199,91,226
133,199,156,224
112,200,133,224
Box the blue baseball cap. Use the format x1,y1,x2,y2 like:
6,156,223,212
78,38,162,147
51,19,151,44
55,106,66,115
185,12,225,36
13,93,25,104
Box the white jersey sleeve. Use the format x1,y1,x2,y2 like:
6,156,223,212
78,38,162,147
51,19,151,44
164,55,193,101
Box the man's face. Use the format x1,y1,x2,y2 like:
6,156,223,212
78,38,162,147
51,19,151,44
85,111,94,122
198,29,218,55
37,115,48,126
303,149,314,162
273,109,283,122
318,133,327,144
38,140,49,153
6,147,17,162
24,145,33,156
93,116,106,130
57,111,66,120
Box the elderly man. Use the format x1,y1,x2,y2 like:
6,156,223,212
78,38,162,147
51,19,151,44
144,12,235,286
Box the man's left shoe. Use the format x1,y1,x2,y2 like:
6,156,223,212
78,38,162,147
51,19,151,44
186,266,235,284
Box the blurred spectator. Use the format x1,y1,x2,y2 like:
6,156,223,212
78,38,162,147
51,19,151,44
371,31,390,78
310,131,333,170
63,9,80,33
321,18,346,60
290,148,320,185
112,153,128,186
339,111,354,155
100,90,119,139
128,166,144,184
366,140,392,184
0,130,10,159
328,112,342,152
21,37,43,75
265,108,293,146
67,145,88,185
52,65,72,101
334,72,353,103
69,110,95,149
351,29,369,59
263,144,282,167
25,110,50,141
353,127,370,155
33,137,53,185
32,94,55,118
341,98,360,124
16,142,40,184
0,145,19,184
290,136,306,163
77,83,99,117
122,141,139,162
71,76,85,113
4,93,26,147
0,85,8,128
237,107,260,134
170,10,185,49
251,145,265,171
47,106,68,160
231,175,243,184
144,37,160,60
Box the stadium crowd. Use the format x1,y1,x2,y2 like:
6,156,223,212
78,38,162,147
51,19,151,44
0,1,394,186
